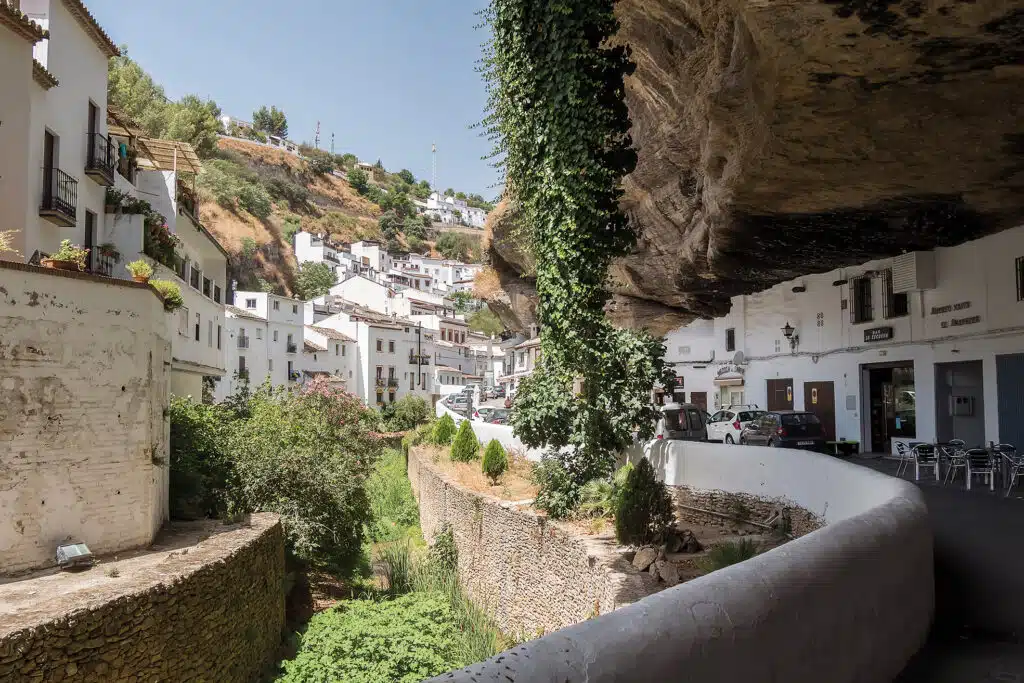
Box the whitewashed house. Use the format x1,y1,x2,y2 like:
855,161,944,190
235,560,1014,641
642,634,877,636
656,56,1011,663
499,335,541,397
229,291,305,388
303,325,355,386
665,222,1024,455
325,274,395,315
424,192,487,228
216,305,269,400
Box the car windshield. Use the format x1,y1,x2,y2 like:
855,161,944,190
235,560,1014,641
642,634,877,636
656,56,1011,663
781,413,821,426
491,409,509,420
738,410,765,422
664,410,686,431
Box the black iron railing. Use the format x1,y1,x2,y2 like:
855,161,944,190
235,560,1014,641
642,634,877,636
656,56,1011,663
86,132,115,183
387,378,400,388
40,167,77,223
286,342,298,354
238,336,250,349
177,177,198,218
93,252,116,277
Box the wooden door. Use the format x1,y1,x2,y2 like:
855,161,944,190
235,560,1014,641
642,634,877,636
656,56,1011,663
767,378,793,411
804,381,836,442
689,391,707,414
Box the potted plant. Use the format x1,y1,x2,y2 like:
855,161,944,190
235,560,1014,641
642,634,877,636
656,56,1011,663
149,279,184,312
125,259,153,283
98,242,121,262
42,240,89,271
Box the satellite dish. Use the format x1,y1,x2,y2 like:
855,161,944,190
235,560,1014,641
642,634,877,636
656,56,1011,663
733,351,746,366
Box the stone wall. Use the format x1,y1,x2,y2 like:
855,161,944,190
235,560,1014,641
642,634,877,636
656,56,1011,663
0,263,171,574
409,447,657,637
669,486,822,538
0,514,285,683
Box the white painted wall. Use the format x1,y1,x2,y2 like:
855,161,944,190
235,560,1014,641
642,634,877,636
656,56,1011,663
0,26,34,261
668,224,1024,448
329,275,392,315
0,264,170,574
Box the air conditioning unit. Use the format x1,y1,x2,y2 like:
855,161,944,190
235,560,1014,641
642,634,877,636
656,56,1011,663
892,252,936,293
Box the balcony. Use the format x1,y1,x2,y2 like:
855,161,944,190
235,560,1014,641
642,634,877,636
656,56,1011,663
39,168,77,227
286,342,298,354
176,177,198,220
409,353,431,365
84,133,115,186
238,336,250,349
324,252,340,264
387,378,400,389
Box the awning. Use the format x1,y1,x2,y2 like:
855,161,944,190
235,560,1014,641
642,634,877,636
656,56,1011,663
714,376,745,387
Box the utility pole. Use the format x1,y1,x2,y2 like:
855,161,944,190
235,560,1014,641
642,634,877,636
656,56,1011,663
431,142,437,193
331,132,335,155
314,121,321,149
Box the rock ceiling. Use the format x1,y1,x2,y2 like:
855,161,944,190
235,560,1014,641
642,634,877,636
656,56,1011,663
488,0,1024,335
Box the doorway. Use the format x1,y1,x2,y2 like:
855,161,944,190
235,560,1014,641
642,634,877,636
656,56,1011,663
936,361,985,448
767,378,793,411
689,391,707,414
803,381,836,442
997,354,1024,450
865,362,916,453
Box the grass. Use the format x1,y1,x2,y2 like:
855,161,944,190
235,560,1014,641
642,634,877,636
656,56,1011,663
702,539,760,572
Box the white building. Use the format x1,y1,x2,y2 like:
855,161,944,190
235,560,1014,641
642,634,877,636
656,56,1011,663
303,325,356,387
325,274,395,315
424,192,487,228
499,335,541,397
225,291,305,388
664,223,1024,455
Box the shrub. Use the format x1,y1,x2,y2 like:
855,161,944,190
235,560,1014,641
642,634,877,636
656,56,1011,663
237,181,272,219
150,279,183,311
703,539,759,571
481,440,508,484
277,593,464,683
427,525,458,575
168,397,233,520
431,413,457,445
578,464,632,519
51,239,89,270
367,449,420,543
449,420,479,462
377,541,414,595
306,151,335,176
613,458,674,547
381,395,430,432
531,454,580,519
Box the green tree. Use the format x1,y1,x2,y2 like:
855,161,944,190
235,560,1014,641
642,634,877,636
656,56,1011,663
467,307,504,337
435,232,480,262
164,94,222,158
450,420,479,462
296,261,338,299
348,167,370,194
413,180,432,200
613,458,673,546
397,169,416,184
107,49,171,137
431,414,457,445
449,291,474,313
407,235,428,254
481,440,508,484
403,215,426,240
444,188,455,197
379,211,401,239
252,105,288,137
455,191,467,200
484,0,674,516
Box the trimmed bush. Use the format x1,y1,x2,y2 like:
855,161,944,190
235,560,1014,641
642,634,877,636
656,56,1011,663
431,413,457,445
613,458,674,546
450,420,479,462
481,439,508,483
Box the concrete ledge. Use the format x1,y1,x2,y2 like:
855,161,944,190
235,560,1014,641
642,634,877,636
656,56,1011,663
427,438,934,683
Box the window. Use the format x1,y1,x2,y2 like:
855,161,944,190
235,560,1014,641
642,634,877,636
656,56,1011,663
217,325,222,350
214,285,221,304
335,344,340,356
1017,257,1024,302
245,298,257,309
388,340,395,353
851,277,873,324
377,339,383,352
194,313,201,342
238,356,246,374
376,391,383,404
269,359,273,371
882,269,909,319
256,328,262,339
203,277,211,298
287,360,294,378
686,409,704,429
273,330,279,342
190,266,201,290
287,333,293,346
376,366,383,379
177,258,188,281
273,300,280,311
178,307,189,337
342,345,346,356
410,374,415,390
292,304,298,314
725,328,736,353
208,320,213,347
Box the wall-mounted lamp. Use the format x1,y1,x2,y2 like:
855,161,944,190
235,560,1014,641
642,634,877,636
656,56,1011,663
782,322,799,351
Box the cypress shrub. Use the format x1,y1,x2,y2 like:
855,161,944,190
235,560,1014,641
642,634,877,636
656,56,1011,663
450,420,479,462
481,440,508,484
613,458,674,546
431,414,457,445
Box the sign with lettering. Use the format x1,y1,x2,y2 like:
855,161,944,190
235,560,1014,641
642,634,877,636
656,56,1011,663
941,315,981,329
930,301,971,316
673,376,685,387
864,326,894,342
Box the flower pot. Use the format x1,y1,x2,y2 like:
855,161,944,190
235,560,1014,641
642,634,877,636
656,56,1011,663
132,275,150,284
41,258,81,272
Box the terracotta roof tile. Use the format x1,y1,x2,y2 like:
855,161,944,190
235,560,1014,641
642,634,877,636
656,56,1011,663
1,1,46,42
304,340,327,353
32,59,58,89
226,305,266,321
308,326,355,342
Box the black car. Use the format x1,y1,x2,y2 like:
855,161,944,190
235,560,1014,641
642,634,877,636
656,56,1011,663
739,411,825,452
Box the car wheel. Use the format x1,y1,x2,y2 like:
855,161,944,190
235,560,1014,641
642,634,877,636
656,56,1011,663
725,434,735,445
769,438,779,448
739,436,746,445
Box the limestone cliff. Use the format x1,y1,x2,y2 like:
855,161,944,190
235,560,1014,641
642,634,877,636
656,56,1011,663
488,0,1024,334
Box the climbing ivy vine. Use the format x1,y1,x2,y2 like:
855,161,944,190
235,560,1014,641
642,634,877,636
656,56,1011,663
483,0,674,515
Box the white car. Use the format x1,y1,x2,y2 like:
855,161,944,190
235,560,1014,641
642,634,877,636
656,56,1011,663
707,406,765,444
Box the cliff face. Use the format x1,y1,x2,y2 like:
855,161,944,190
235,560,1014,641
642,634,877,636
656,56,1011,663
489,0,1024,334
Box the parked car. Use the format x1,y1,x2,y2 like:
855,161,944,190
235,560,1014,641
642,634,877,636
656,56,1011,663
488,408,511,425
446,394,473,417
655,403,708,442
491,385,506,399
474,407,497,422
707,406,765,444
739,411,825,451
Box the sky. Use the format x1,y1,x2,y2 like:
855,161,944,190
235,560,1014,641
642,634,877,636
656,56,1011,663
87,0,500,198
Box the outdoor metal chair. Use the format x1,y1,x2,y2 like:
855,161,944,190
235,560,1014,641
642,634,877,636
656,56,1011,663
911,443,940,482
966,448,995,491
941,440,967,486
996,444,1023,497
895,440,922,478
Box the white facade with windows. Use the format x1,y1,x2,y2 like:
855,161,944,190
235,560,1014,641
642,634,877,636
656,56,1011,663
302,325,355,387
665,223,1024,454
424,192,487,228
216,305,269,401
228,291,305,387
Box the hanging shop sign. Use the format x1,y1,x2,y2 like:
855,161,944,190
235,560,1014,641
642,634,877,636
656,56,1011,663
811,388,818,405
786,386,793,403
864,326,894,343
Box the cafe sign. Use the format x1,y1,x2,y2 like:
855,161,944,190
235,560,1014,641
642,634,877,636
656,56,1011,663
864,326,894,343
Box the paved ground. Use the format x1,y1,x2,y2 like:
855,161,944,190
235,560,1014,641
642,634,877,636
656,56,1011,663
850,456,1024,681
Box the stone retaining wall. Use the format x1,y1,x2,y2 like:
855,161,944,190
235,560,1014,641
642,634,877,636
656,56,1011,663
409,448,657,636
0,514,285,683
669,486,823,537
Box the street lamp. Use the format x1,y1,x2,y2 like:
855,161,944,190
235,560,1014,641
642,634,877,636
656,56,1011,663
781,322,799,351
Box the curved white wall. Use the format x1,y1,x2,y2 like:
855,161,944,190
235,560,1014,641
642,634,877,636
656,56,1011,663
435,401,544,460
427,431,934,683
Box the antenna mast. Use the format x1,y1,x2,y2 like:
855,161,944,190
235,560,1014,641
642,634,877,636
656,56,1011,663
331,132,335,155
431,142,437,192
314,121,321,149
